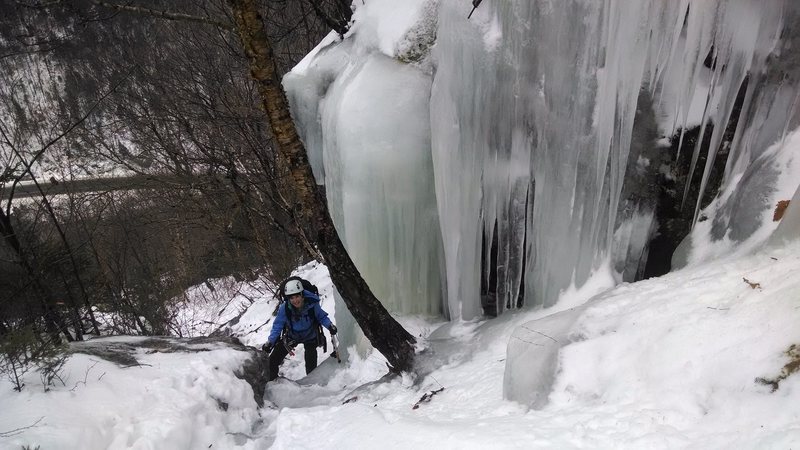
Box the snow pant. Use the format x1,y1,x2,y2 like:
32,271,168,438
268,339,318,381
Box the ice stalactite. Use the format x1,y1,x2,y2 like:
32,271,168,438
432,0,795,317
286,0,798,321
284,18,444,316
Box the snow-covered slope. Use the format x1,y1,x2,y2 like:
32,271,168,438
0,338,266,449
268,242,800,449
2,241,799,449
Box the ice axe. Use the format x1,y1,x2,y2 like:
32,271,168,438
282,336,298,357
468,0,483,19
330,335,341,363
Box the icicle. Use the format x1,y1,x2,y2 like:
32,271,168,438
287,0,796,321
431,0,793,316
285,35,445,316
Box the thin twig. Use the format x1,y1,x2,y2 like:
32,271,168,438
70,360,100,391
428,375,444,390
0,416,44,438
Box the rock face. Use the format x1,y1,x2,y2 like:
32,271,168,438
768,187,800,246
70,336,270,406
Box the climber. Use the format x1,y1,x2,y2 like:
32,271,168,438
262,278,337,381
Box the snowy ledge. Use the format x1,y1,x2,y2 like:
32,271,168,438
0,336,270,449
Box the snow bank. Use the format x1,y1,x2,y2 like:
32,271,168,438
549,242,800,448
3,242,800,448
0,338,270,449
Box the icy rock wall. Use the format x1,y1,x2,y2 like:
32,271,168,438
284,31,444,315
769,185,800,246
674,127,800,266
286,0,798,320
432,0,795,316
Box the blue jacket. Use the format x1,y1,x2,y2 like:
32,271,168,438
268,290,333,345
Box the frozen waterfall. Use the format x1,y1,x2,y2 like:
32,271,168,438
284,24,445,316
432,0,797,316
285,0,800,320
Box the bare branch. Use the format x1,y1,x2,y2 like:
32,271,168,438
0,416,45,438
90,0,235,31
412,387,445,409
305,0,348,38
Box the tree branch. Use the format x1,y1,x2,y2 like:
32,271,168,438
90,0,235,31
304,0,349,38
0,416,44,438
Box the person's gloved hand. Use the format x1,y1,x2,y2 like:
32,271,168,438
261,341,274,354
328,324,337,336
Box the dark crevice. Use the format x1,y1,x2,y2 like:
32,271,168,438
642,77,748,279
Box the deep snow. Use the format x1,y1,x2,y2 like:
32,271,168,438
2,239,799,449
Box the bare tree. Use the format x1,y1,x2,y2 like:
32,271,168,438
1,0,416,371
227,0,415,371
68,0,417,370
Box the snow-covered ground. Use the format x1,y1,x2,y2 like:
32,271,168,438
2,239,799,449
0,338,262,449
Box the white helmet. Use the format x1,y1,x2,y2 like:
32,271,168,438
284,279,303,296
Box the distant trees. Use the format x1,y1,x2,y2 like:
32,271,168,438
0,0,315,381
0,0,416,377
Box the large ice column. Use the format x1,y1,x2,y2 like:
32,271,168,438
286,0,793,320
431,0,791,317
285,42,445,316
432,0,621,315
332,54,444,315
429,5,489,320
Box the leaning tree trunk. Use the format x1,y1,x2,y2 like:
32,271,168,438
229,0,416,372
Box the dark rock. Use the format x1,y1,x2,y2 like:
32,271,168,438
236,349,270,407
